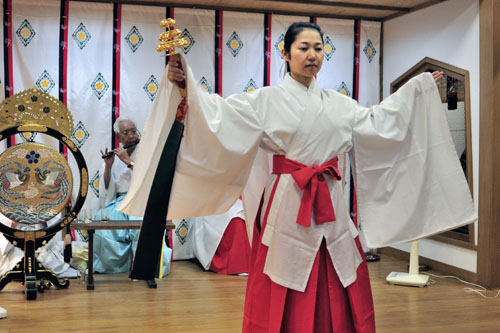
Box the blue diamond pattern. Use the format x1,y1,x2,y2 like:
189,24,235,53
244,78,258,93
363,39,376,63
90,171,99,197
175,219,190,245
125,25,143,52
323,36,336,61
226,31,244,57
16,19,36,47
72,22,92,50
36,70,55,94
91,73,109,100
71,121,90,149
338,82,351,97
179,29,195,54
199,77,213,94
143,75,159,101
275,33,285,59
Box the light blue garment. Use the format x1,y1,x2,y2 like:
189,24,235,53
93,194,171,276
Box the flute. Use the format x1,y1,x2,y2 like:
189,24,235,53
101,139,140,159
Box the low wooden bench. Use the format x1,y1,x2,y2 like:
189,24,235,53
70,219,176,290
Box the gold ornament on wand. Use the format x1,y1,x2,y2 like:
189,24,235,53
156,19,189,56
156,18,188,120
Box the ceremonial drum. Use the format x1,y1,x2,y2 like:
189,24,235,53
0,88,87,300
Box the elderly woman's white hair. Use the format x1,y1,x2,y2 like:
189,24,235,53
113,117,136,134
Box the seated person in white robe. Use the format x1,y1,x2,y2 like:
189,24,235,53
0,213,79,278
173,199,251,275
95,117,171,275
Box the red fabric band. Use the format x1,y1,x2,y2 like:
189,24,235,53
272,155,341,227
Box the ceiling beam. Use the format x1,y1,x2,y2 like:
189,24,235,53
383,0,447,21
261,0,410,12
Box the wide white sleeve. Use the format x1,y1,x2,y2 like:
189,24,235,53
119,56,264,219
352,72,477,248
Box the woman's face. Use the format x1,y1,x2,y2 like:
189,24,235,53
282,28,324,86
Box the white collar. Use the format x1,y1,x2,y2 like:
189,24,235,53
282,73,319,97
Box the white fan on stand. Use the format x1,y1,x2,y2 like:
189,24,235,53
386,241,429,288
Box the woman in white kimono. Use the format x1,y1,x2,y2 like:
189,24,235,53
119,22,476,332
95,118,171,276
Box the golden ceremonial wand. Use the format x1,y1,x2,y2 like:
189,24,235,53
129,19,190,283
157,18,189,120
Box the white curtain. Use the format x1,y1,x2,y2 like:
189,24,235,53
120,4,166,133
316,18,354,95
11,0,60,148
222,11,264,96
358,20,381,107
67,1,113,214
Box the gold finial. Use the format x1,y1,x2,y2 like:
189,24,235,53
156,18,189,56
0,87,74,138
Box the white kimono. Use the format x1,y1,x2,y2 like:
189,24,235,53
119,57,476,292
98,149,137,208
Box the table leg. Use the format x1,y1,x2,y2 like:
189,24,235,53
87,229,95,290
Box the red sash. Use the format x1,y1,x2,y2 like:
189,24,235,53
272,155,341,227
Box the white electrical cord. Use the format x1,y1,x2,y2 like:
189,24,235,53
423,272,500,299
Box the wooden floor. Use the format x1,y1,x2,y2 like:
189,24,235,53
1,254,500,332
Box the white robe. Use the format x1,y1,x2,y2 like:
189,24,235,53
119,57,476,292
98,149,137,208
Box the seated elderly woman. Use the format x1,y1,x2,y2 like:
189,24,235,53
94,117,171,276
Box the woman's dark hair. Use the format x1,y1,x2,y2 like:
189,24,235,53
283,22,324,73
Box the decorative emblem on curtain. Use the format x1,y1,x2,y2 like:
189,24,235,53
363,39,377,63
199,76,213,94
179,28,195,54
71,120,90,149
125,25,143,52
275,33,285,58
143,75,159,101
90,73,109,100
338,81,351,97
175,219,190,245
226,31,244,57
72,22,92,50
324,35,336,61
90,171,99,197
36,70,55,93
16,19,36,47
244,78,258,92
20,132,38,142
